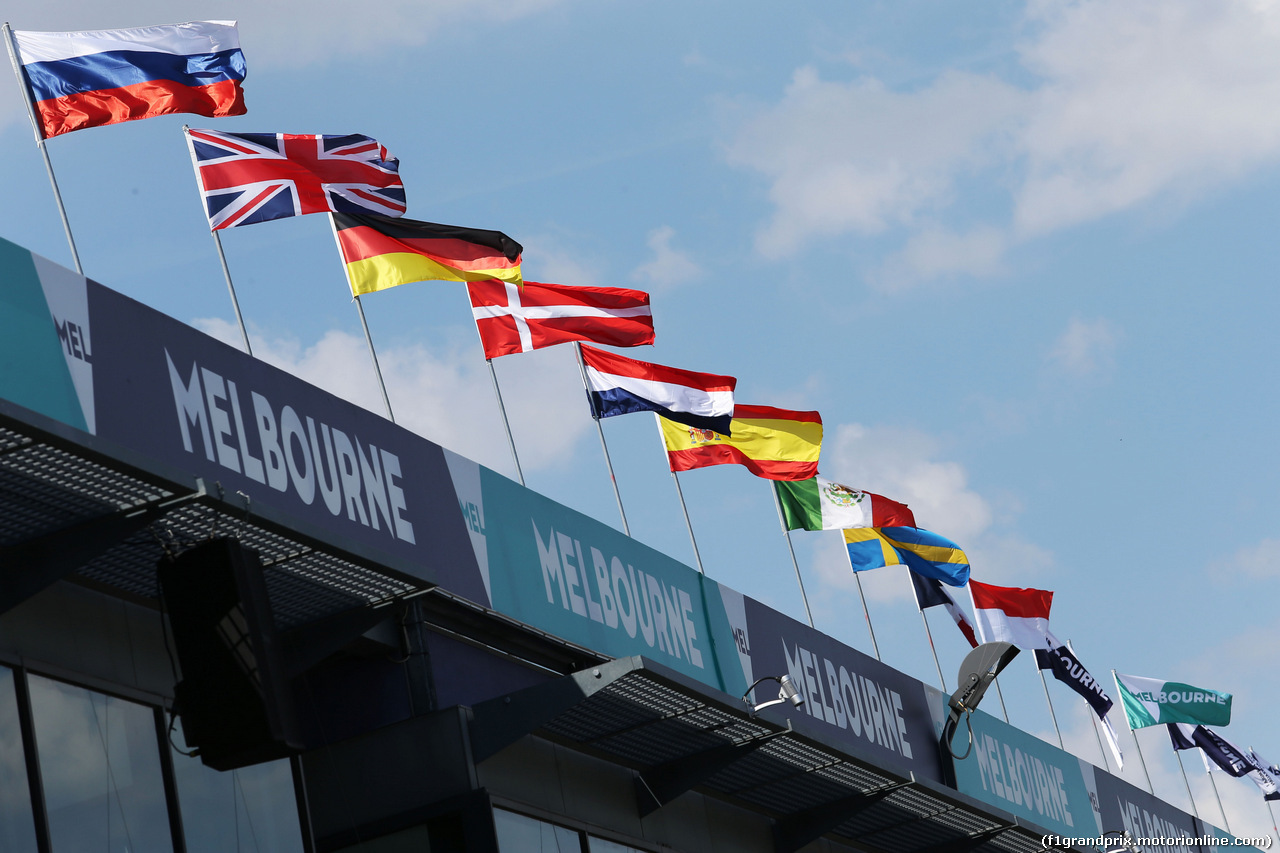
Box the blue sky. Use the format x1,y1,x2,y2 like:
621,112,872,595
4,0,1279,838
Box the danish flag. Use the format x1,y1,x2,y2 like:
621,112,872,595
184,128,407,230
467,280,654,359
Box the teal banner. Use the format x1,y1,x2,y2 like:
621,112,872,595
926,686,1100,839
445,451,747,694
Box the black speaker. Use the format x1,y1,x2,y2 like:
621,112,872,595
159,537,301,771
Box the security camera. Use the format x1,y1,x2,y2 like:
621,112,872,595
743,674,805,715
779,675,804,708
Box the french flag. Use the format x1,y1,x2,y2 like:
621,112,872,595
13,21,247,139
579,344,736,435
969,580,1054,650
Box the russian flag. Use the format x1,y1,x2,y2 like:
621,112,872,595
13,21,247,139
579,344,736,435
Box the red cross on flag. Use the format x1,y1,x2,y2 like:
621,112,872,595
184,128,407,230
467,280,654,359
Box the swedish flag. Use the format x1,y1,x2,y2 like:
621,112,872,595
843,526,970,587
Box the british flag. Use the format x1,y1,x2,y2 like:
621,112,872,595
184,128,407,230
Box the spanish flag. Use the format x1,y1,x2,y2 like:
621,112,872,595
333,212,522,296
660,405,822,481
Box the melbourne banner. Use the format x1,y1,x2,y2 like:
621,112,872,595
1114,673,1232,729
0,236,1247,845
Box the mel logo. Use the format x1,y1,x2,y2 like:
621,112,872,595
55,317,92,363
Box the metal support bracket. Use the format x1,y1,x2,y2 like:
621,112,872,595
636,722,793,816
773,780,912,853
0,482,206,614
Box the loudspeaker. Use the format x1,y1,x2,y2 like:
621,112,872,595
159,537,301,770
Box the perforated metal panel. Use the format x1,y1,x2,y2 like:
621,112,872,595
486,660,1057,853
1,415,423,629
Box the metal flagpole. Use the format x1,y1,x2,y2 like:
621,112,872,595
484,359,525,485
467,282,525,484
993,680,1011,724
1068,640,1112,772
651,413,704,573
212,230,253,355
769,484,813,627
1035,658,1065,750
1206,767,1232,833
1112,670,1154,793
575,343,630,536
842,543,881,661
1087,708,1113,773
908,579,947,690
1132,727,1156,795
670,468,706,576
1175,751,1201,819
4,23,82,275
327,214,392,421
1266,799,1279,849
354,294,395,422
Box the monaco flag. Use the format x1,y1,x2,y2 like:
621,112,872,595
969,580,1054,650
468,280,654,358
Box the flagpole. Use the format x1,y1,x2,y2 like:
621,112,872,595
841,543,881,660
1113,670,1155,793
1174,751,1201,819
353,294,395,422
575,343,630,536
484,358,525,486
993,680,1011,724
211,230,253,355
1035,658,1065,750
5,23,83,275
325,214,392,421
1069,640,1112,772
908,580,947,691
1206,767,1232,833
1087,709,1113,773
768,485,813,627
1265,799,1279,849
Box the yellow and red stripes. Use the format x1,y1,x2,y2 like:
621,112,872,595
660,404,822,481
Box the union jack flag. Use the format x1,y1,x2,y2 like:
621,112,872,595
184,128,407,230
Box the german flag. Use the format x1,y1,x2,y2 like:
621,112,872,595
333,212,522,296
660,405,822,481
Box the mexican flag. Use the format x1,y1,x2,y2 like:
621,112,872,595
774,476,916,531
1113,672,1232,730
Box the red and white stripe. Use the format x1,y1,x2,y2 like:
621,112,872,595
467,280,653,358
969,580,1054,650
580,344,735,419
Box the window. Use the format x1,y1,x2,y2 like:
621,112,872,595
494,808,583,852
0,666,38,852
28,674,173,852
169,717,304,853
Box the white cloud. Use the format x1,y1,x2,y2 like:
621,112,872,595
193,318,589,474
1211,538,1280,580
1016,0,1280,234
1047,315,1120,378
631,225,702,289
871,225,1009,291
806,422,1053,603
728,0,1280,282
726,67,1026,259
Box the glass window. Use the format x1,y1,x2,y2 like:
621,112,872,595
0,667,38,852
28,674,173,852
588,838,648,853
494,808,582,852
169,716,304,853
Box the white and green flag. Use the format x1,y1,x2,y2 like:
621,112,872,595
774,476,916,531
1113,672,1232,730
